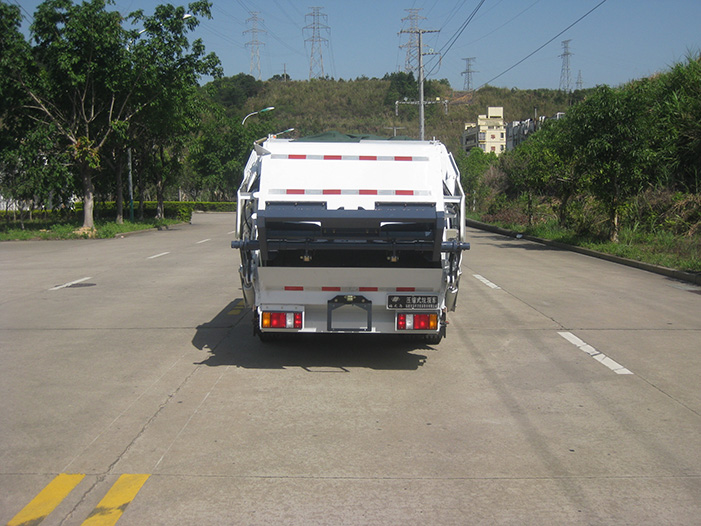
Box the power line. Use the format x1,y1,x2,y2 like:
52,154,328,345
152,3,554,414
478,0,608,89
462,0,541,48
425,0,486,77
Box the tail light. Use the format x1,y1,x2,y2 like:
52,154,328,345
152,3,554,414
261,311,303,329
396,313,438,331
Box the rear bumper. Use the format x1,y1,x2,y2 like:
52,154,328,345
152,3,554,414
257,303,443,335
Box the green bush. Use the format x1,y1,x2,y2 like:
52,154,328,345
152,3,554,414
1,201,235,225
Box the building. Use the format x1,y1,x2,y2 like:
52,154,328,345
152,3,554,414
506,118,539,151
461,106,506,156
505,112,566,151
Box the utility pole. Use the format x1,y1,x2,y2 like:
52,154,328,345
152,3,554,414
461,57,477,91
400,8,425,75
400,27,439,140
559,39,572,93
244,12,265,80
576,69,583,90
304,7,329,80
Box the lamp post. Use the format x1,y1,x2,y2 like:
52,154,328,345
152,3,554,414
242,106,275,125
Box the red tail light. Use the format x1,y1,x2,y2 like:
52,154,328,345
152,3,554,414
261,311,303,330
396,313,438,331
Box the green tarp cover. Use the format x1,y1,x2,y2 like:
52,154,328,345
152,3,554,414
294,131,416,142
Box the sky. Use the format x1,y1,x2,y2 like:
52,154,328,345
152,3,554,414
14,0,701,91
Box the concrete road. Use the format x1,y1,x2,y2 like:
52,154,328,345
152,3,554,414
1,213,699,525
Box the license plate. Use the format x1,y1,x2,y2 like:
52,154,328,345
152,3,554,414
387,294,439,310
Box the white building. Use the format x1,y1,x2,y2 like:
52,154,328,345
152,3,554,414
461,106,506,156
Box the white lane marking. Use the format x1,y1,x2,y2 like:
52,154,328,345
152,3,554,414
228,230,236,235
473,274,501,289
196,238,211,244
558,332,633,375
49,277,92,291
147,252,170,259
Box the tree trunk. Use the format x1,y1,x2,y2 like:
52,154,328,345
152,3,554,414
559,187,572,227
115,160,124,224
81,163,95,230
609,207,619,242
156,145,165,221
609,173,620,242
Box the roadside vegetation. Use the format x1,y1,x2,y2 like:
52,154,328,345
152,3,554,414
457,55,701,273
1,2,698,274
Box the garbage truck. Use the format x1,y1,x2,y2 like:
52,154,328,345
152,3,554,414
232,132,470,343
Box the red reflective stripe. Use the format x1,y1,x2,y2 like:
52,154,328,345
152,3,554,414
322,286,341,291
396,287,415,292
359,287,378,292
395,190,414,196
359,155,377,161
288,154,306,159
323,155,342,160
359,189,378,195
323,189,341,195
394,156,412,161
284,286,304,291
286,189,305,195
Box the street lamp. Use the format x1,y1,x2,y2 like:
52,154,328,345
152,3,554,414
242,106,275,125
272,128,294,137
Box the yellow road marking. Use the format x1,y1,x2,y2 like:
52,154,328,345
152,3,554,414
81,474,150,526
7,473,85,526
227,299,244,315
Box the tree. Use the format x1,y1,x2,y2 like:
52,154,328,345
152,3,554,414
128,1,222,219
565,84,656,241
204,74,263,112
9,0,220,230
19,0,137,230
455,147,497,212
527,120,578,227
655,54,701,193
383,71,418,106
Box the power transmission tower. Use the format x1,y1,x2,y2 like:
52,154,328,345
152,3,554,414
559,39,573,93
400,9,425,75
576,69,583,90
244,12,265,80
461,57,477,91
304,7,330,80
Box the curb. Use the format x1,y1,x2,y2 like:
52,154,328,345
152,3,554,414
465,219,701,286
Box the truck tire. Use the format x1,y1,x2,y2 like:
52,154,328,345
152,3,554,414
257,330,277,343
424,333,442,345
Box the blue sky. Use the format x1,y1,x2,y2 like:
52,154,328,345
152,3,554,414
15,0,701,90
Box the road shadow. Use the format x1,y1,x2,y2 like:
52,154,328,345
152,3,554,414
471,232,555,251
492,240,554,251
192,300,431,371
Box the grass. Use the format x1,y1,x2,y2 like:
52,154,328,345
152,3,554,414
468,213,701,273
0,218,181,241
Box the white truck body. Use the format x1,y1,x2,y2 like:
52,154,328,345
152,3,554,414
232,134,469,342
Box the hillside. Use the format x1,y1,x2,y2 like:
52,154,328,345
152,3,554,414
206,75,591,153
